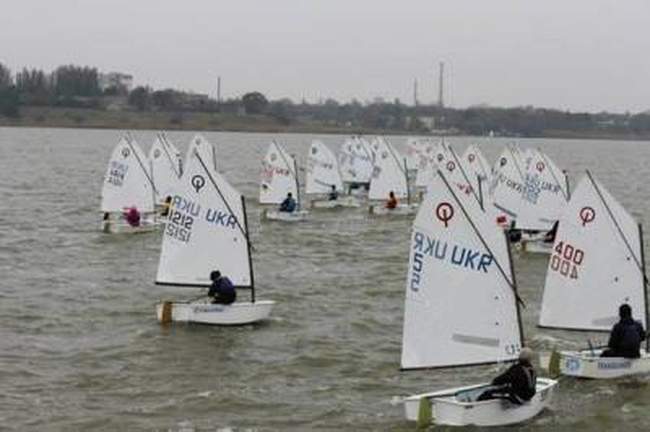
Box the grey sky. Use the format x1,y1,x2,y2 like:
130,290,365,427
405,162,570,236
2,0,649,112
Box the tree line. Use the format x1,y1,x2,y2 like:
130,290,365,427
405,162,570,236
1,61,650,137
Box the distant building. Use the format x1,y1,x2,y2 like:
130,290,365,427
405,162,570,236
99,72,133,94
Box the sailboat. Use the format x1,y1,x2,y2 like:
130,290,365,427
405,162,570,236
338,136,374,194
155,147,275,325
306,140,360,209
405,137,426,174
368,137,415,216
100,135,158,234
401,170,557,427
185,134,217,172
259,141,309,221
489,146,569,253
539,171,650,378
461,144,491,196
149,133,182,208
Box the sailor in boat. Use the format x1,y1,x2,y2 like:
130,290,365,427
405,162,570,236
328,184,339,201
208,270,236,305
160,196,172,217
124,206,141,227
279,192,297,213
385,191,398,210
476,347,537,405
601,304,646,358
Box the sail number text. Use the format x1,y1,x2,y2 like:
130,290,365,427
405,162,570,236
549,241,583,280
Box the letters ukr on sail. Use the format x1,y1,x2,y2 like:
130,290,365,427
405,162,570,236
101,137,154,213
539,171,646,331
401,171,522,369
156,149,251,287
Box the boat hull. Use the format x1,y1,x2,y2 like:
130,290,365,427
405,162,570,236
369,203,417,216
102,220,160,234
404,378,557,427
263,209,310,222
156,299,275,325
310,196,361,209
558,349,650,379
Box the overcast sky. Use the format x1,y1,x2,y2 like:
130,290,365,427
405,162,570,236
2,0,649,112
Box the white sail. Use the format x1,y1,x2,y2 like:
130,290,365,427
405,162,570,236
489,145,527,226
185,134,217,172
149,135,181,204
539,172,646,331
368,138,408,201
338,137,374,184
259,141,298,204
462,144,491,195
440,146,479,201
161,134,183,177
516,149,569,230
414,141,437,188
306,140,343,194
101,137,154,213
156,148,251,287
401,172,522,369
405,137,425,171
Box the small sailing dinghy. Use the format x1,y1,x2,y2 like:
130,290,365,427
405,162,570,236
401,170,557,427
490,146,569,254
368,137,416,216
306,140,360,209
101,136,159,234
539,171,650,379
338,136,374,194
155,148,275,325
149,133,182,209
259,141,309,221
461,144,491,195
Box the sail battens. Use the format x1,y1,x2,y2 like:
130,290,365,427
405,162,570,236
451,334,500,348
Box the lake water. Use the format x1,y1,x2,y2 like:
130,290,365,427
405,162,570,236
1,127,650,431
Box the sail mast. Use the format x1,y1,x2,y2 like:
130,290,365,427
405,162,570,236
242,196,256,303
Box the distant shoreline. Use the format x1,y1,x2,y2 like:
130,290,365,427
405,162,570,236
1,106,650,141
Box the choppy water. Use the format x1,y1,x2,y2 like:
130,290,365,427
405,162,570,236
1,127,650,431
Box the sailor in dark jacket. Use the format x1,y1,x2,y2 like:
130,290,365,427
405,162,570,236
208,270,236,305
279,192,297,213
477,347,537,404
601,304,646,358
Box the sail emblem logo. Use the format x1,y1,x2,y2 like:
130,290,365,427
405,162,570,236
468,154,475,163
121,147,130,158
536,161,545,173
270,153,277,162
191,175,206,193
153,149,161,158
500,157,507,167
579,206,595,226
437,154,444,162
446,161,455,172
436,202,454,227
381,151,388,159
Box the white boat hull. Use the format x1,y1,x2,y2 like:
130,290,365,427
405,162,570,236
263,209,310,222
156,299,275,325
404,378,557,427
557,349,650,379
368,203,417,216
102,219,160,234
310,196,361,209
